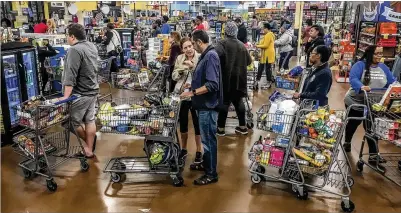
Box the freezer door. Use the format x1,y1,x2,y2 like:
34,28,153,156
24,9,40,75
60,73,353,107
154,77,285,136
22,50,40,99
2,54,23,126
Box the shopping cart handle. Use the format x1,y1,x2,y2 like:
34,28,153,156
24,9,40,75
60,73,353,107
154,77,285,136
53,95,78,105
346,104,368,120
370,88,388,91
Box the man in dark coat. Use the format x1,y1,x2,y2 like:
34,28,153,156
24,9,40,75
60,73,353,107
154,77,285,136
214,21,252,136
234,18,247,44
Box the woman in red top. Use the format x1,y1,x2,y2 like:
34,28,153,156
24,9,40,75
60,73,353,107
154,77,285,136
34,20,48,33
193,16,205,31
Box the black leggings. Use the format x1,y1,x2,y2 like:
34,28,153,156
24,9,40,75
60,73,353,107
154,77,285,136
257,63,273,82
345,104,378,154
217,93,246,128
179,101,200,135
108,52,119,72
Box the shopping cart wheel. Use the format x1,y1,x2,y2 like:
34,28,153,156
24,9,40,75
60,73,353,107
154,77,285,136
111,172,126,183
80,160,90,172
171,175,184,187
296,189,308,200
22,168,35,179
356,161,364,172
46,179,57,192
251,174,262,184
247,122,254,129
347,176,354,187
341,200,355,212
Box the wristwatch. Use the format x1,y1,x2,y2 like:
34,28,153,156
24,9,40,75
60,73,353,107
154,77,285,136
192,89,197,96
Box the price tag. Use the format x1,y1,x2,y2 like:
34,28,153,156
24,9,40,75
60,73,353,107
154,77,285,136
383,34,389,39
380,58,385,63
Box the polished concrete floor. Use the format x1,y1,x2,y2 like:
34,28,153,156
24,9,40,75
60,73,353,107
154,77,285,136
2,74,401,212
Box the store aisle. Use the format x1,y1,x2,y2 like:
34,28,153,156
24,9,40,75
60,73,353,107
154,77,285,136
2,79,401,213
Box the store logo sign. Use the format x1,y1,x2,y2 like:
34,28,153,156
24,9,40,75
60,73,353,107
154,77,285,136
363,6,378,21
381,6,401,22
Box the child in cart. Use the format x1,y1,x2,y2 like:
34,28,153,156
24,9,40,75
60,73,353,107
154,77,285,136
293,45,332,107
172,37,203,170
343,45,396,170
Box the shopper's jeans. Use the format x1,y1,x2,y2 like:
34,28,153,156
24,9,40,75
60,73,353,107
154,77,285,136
257,63,273,82
252,29,258,42
279,51,293,70
217,93,246,128
198,110,218,177
344,104,378,154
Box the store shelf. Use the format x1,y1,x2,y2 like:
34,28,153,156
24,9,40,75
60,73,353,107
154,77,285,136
383,58,396,61
358,48,365,52
380,34,400,37
5,73,17,78
359,40,374,46
360,32,375,37
7,87,18,92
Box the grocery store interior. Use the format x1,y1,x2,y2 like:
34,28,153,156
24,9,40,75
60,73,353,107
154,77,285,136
1,1,401,212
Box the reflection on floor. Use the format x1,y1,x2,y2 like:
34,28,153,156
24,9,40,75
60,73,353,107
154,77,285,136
2,73,401,212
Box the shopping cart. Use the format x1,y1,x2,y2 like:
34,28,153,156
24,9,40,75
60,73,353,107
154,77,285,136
13,95,88,192
275,67,309,92
110,64,168,93
355,89,401,187
96,57,115,112
249,96,356,212
97,94,185,186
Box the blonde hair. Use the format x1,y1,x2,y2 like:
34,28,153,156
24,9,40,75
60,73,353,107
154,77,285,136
47,19,56,30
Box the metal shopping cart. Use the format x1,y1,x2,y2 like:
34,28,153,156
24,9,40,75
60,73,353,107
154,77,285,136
355,89,401,187
111,64,168,93
97,94,185,186
13,95,88,192
249,94,356,212
96,57,115,112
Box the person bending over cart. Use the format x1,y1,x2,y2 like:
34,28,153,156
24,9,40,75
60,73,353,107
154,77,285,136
172,37,203,170
180,30,222,185
60,23,100,158
343,45,395,168
293,45,332,106
214,21,252,136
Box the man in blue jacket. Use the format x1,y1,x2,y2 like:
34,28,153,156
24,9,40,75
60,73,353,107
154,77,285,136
293,45,332,106
180,30,222,186
161,15,171,34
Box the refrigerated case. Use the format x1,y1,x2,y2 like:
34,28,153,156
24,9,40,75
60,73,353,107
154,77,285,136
116,28,135,68
1,42,41,145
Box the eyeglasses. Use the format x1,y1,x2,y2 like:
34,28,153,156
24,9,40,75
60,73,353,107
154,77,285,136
374,52,384,56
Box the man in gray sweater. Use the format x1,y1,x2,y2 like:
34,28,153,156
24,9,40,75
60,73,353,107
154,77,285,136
61,23,99,158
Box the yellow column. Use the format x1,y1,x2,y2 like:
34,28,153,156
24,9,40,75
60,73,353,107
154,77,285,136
294,1,304,61
44,2,49,20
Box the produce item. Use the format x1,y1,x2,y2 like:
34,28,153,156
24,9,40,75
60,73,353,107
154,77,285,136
293,148,325,167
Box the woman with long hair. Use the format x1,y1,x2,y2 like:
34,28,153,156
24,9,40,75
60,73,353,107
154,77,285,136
172,37,203,169
167,31,182,93
344,45,395,170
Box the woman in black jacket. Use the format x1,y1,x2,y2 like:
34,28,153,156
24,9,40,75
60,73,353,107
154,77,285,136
305,25,325,68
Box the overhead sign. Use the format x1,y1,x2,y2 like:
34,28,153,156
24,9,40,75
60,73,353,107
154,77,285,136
362,2,379,22
379,1,401,22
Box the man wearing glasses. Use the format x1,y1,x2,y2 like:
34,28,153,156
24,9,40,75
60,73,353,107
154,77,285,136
59,23,99,158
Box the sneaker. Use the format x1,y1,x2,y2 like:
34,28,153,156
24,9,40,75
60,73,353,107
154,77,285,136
343,142,351,153
217,129,226,136
194,152,203,164
179,149,188,160
235,127,248,135
193,175,218,185
368,155,387,164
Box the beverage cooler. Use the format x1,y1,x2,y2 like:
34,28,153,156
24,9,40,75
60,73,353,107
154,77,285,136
116,28,135,68
1,42,41,145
